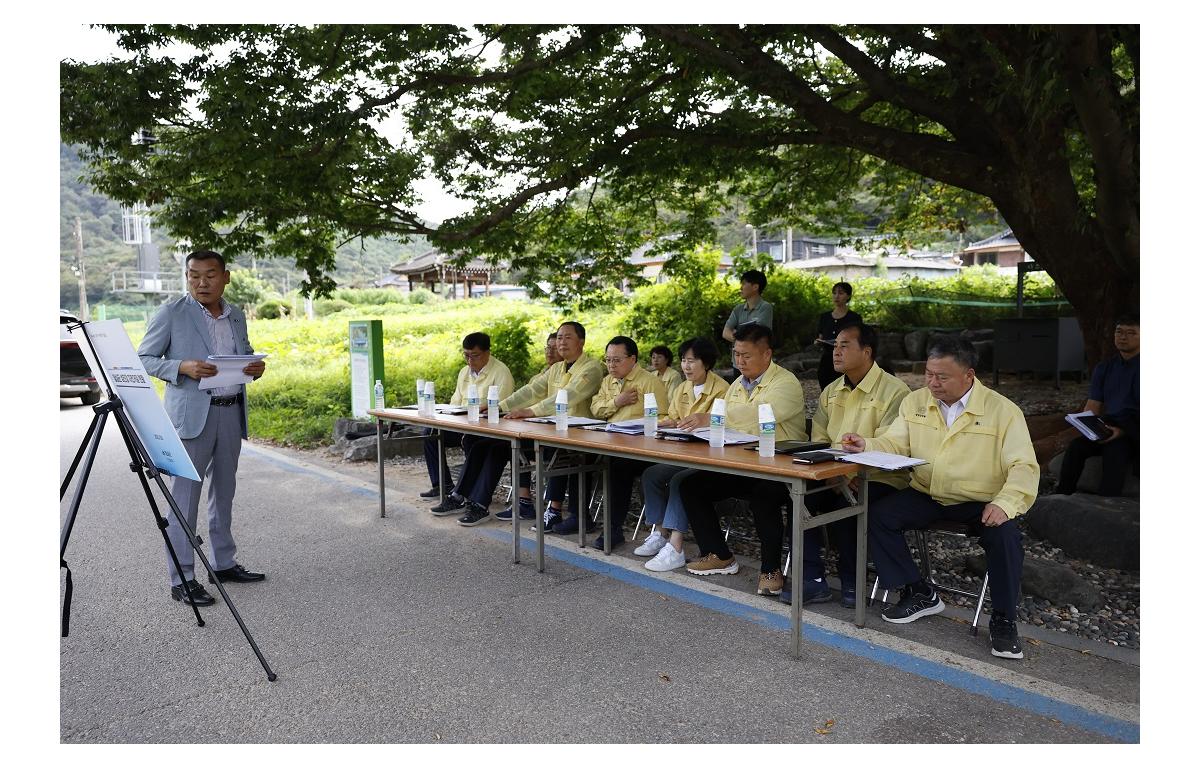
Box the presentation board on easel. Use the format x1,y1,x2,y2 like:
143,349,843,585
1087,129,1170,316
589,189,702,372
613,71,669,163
73,320,201,481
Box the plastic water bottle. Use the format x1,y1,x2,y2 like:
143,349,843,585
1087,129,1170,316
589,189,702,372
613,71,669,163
487,385,500,424
758,403,777,458
467,383,480,423
374,379,385,411
708,398,727,448
416,378,425,411
643,392,658,438
554,388,569,432
423,381,435,416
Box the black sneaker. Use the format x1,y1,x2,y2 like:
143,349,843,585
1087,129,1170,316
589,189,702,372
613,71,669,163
419,486,441,498
430,495,467,516
497,497,535,521
882,584,944,624
590,532,625,550
989,614,1025,659
457,504,491,527
552,514,595,535
531,508,563,532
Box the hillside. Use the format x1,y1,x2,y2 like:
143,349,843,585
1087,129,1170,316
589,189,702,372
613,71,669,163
59,143,430,311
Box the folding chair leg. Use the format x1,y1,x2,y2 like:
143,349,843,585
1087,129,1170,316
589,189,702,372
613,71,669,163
915,530,935,587
632,506,648,540
870,577,889,607
971,572,990,636
783,551,791,578
722,519,732,542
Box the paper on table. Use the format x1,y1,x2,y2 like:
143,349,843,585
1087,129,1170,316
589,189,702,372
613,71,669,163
835,451,926,470
198,354,267,391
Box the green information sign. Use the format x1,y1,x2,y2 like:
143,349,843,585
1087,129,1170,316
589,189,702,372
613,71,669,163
349,320,384,418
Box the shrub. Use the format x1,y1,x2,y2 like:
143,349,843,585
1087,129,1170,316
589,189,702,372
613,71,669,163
486,313,538,386
407,288,439,305
256,299,290,319
332,287,409,305
314,298,354,316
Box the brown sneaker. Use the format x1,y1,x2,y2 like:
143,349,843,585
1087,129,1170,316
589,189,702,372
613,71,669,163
757,570,784,596
686,553,739,576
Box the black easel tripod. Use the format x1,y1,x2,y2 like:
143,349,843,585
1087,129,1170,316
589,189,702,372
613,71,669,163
59,320,276,681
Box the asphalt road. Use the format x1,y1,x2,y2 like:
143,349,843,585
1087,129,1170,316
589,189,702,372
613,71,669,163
59,401,1139,743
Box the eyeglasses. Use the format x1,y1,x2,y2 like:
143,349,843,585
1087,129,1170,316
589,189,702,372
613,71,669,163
463,350,485,360
603,356,628,365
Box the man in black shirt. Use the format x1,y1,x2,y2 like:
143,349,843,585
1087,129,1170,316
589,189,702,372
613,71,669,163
1056,315,1140,496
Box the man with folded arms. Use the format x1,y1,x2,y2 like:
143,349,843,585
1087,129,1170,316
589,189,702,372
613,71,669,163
584,336,668,549
434,321,603,528
419,332,515,500
778,323,910,607
676,323,806,597
842,336,1039,659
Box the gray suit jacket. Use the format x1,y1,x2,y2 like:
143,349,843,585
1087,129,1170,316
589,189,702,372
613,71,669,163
138,295,254,440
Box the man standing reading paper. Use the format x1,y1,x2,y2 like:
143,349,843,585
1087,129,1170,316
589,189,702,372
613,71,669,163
138,250,267,607
841,336,1038,659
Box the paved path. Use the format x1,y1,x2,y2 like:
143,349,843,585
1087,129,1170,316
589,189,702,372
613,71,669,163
59,402,1138,743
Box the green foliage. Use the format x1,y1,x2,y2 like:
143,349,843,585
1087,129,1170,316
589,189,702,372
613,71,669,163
485,314,537,386
407,288,439,305
225,269,272,311
256,299,290,320
332,287,408,305
314,298,354,317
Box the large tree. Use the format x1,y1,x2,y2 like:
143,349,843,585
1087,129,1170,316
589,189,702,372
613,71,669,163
61,24,1138,362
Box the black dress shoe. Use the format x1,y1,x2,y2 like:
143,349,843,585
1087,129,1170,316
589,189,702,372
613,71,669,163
419,486,441,498
208,564,266,584
171,579,216,606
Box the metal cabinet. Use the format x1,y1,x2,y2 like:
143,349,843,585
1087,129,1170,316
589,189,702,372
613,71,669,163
993,317,1086,387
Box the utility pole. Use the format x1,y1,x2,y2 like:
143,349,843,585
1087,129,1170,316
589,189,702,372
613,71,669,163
74,217,90,321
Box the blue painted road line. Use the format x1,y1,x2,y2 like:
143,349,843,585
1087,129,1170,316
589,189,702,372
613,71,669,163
240,447,1138,743
481,529,1140,744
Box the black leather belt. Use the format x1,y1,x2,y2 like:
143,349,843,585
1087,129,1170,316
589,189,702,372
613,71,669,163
209,393,243,407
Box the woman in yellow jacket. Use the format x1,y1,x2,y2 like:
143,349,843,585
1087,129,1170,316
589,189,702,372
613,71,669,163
635,338,730,571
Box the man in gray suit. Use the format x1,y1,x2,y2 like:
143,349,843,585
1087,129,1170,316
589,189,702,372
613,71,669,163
138,250,267,606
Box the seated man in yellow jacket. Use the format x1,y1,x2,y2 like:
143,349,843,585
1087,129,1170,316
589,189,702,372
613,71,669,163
433,321,604,527
842,336,1039,660
579,336,669,549
676,323,807,597
780,323,911,608
419,331,515,499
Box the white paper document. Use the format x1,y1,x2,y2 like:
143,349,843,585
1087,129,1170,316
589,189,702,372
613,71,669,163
581,418,647,434
198,354,267,391
836,451,927,470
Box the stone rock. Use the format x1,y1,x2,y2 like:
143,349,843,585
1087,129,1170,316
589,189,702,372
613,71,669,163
904,330,929,360
910,360,926,375
970,340,993,372
877,331,906,363
1047,451,1139,498
775,358,806,380
966,555,1103,611
333,417,376,442
960,328,995,342
1025,493,1140,571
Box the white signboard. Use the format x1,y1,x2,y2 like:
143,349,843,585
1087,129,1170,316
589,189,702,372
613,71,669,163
75,320,201,481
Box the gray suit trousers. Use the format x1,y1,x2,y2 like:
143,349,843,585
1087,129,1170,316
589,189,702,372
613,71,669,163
166,402,243,585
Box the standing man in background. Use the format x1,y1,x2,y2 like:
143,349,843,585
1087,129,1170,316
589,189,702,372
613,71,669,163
722,270,773,343
138,250,267,607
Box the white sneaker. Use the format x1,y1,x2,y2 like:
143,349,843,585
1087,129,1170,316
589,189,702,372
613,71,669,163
633,531,668,557
645,544,687,572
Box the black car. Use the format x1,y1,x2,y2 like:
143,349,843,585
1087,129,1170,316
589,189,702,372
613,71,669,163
60,310,102,405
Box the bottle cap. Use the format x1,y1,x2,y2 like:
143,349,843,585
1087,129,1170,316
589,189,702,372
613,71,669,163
424,381,435,395
710,398,726,416
555,388,569,404
487,385,500,398
467,384,478,399
643,392,658,409
758,403,775,422
416,378,425,390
